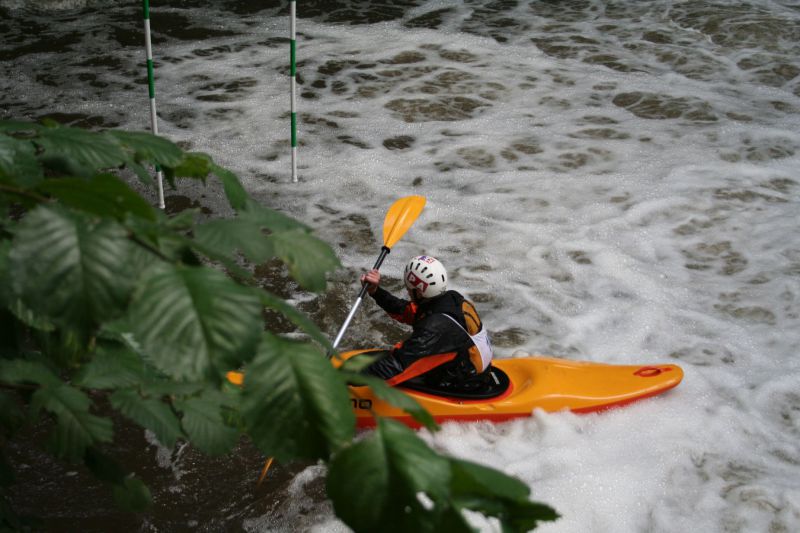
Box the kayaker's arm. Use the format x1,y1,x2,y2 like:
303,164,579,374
371,286,418,325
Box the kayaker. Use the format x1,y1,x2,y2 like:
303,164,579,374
359,255,494,390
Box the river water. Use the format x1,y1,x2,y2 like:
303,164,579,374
2,0,799,531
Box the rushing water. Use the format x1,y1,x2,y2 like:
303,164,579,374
2,0,800,531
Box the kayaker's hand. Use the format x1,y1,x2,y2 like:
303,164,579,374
361,269,380,295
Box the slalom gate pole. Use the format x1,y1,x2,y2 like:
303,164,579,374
142,0,166,209
290,0,298,183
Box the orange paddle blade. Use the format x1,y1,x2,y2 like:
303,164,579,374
383,196,426,249
257,457,274,487
226,371,244,386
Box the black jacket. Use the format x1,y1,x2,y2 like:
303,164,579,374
365,288,480,385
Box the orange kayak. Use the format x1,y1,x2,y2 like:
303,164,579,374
342,350,683,428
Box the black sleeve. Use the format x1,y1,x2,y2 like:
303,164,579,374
370,287,416,324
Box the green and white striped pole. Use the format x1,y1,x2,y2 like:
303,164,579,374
142,0,166,209
290,0,298,183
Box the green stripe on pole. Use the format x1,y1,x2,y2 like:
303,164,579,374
142,0,149,19
146,59,155,98
290,40,296,76
291,113,297,147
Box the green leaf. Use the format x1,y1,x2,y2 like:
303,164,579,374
376,419,451,499
176,393,238,456
167,152,212,181
193,204,315,265
194,218,274,264
6,298,56,332
241,334,354,461
449,458,530,501
127,263,262,381
338,351,381,373
138,378,206,398
448,458,559,530
0,120,41,134
37,174,156,222
9,206,135,335
327,418,451,532
0,359,61,387
34,124,127,177
0,135,42,188
210,163,248,212
128,160,155,186
124,214,194,264
344,372,438,432
84,446,152,512
107,130,183,168
267,229,340,292
175,232,253,281
110,389,182,449
192,207,334,291
259,289,332,350
112,476,152,512
161,208,197,232
74,343,148,389
31,385,114,461
0,239,11,307
242,200,310,232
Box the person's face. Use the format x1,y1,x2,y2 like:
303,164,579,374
407,287,423,302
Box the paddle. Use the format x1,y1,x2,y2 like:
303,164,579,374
244,196,424,485
331,195,426,352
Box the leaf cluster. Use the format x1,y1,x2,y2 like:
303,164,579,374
0,120,557,531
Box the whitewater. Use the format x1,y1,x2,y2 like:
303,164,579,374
2,0,799,531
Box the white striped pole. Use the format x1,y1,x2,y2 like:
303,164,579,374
290,0,298,183
142,0,166,209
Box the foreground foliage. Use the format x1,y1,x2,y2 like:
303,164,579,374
0,120,558,531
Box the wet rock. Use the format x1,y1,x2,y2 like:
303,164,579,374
456,147,496,169
318,59,359,76
642,30,673,44
511,138,544,155
338,135,371,149
490,327,529,348
613,91,718,122
405,8,454,30
383,135,415,150
385,96,488,122
439,49,479,63
381,50,427,64
567,251,592,265
164,195,213,216
569,128,631,140
714,304,776,325
583,54,634,73
682,241,748,276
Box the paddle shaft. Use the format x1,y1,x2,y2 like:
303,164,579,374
331,246,390,350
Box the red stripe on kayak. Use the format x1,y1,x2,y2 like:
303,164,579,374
570,380,682,414
355,412,531,429
386,352,458,386
355,380,680,429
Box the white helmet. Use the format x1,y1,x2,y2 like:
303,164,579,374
404,255,447,299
